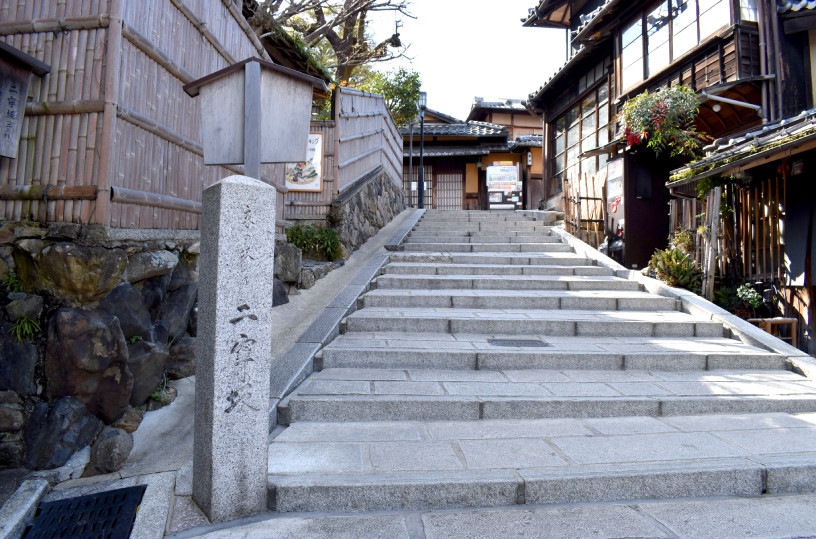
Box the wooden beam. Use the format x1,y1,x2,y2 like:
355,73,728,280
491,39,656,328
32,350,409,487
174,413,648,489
0,15,109,35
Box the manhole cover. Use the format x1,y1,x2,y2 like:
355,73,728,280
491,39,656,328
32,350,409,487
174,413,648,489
487,339,550,348
25,485,146,539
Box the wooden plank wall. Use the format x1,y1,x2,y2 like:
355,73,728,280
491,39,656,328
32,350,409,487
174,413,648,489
0,0,289,230
285,86,403,221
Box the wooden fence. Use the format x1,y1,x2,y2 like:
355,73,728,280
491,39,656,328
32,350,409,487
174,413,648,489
0,0,290,231
285,86,403,220
562,171,606,248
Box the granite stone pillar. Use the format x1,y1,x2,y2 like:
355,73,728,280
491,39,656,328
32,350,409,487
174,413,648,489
193,175,275,522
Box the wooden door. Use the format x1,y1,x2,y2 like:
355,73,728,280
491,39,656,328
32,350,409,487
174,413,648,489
434,167,464,210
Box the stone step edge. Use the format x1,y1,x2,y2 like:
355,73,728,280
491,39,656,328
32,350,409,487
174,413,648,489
278,395,816,425
267,457,815,513
315,349,787,372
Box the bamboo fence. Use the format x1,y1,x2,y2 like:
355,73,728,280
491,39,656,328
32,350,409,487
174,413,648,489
0,0,293,231
562,170,606,248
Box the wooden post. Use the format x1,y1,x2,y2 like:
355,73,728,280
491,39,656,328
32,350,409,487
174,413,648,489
243,61,261,180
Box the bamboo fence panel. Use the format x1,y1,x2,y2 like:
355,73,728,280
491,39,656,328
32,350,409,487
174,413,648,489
1,0,284,230
562,171,605,248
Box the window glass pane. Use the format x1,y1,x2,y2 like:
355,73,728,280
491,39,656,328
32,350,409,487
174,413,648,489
552,156,565,175
566,144,579,165
598,153,608,171
566,106,579,126
597,125,609,146
566,163,579,183
582,93,597,117
556,116,566,131
582,134,596,153
598,103,609,125
672,0,698,57
598,82,609,104
699,0,730,39
621,18,644,89
582,115,596,139
555,133,565,154
567,124,580,146
646,2,671,75
582,157,597,177
740,0,757,21
552,172,563,193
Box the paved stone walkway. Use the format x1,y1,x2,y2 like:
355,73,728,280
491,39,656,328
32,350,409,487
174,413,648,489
265,210,816,520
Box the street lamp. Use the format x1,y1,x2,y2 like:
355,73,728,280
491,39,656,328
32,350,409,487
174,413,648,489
418,91,427,209
408,119,418,207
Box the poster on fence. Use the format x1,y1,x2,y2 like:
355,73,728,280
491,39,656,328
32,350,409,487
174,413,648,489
285,132,323,192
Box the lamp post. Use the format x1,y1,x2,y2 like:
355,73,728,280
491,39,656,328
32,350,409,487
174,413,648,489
408,119,417,207
418,91,427,209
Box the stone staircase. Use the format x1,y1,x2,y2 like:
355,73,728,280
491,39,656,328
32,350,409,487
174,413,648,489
269,210,816,514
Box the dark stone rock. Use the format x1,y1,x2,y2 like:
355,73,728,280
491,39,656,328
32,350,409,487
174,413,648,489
112,406,144,434
45,309,133,424
300,268,315,290
157,283,197,343
0,432,24,466
274,239,302,283
0,321,38,395
24,396,103,470
187,300,197,337
5,293,43,321
127,340,169,406
96,283,153,342
45,223,81,240
166,336,195,380
273,278,288,306
152,319,170,346
14,242,127,305
141,274,171,322
0,391,24,432
126,250,178,283
168,255,198,292
85,426,133,475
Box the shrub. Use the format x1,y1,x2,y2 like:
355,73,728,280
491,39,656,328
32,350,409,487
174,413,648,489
8,316,40,343
1,270,23,293
648,247,702,293
285,224,343,261
621,85,705,157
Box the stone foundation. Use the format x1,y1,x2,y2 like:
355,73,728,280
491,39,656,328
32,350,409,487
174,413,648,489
328,167,406,254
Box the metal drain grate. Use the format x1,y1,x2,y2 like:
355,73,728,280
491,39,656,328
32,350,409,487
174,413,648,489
25,485,146,539
487,338,550,348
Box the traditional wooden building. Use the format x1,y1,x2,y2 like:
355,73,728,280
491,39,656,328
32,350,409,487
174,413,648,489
401,109,510,210
524,0,808,268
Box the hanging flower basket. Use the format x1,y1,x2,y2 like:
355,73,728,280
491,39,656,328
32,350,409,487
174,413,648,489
621,85,706,158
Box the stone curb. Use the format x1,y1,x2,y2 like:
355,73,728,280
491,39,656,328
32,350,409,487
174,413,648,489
270,209,425,411
549,225,814,379
0,479,49,539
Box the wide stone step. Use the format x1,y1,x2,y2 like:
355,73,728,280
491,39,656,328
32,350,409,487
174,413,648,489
319,333,787,371
280,368,816,423
374,274,642,291
387,252,599,266
402,242,573,253
405,235,560,244
409,230,554,238
343,308,722,337
382,263,614,277
268,411,816,512
361,289,675,311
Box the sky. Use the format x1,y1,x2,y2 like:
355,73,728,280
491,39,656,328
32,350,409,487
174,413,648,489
371,0,569,121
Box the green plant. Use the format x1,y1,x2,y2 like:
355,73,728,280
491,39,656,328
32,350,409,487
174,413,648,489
285,224,343,261
149,373,171,404
1,270,23,293
737,283,764,313
8,316,40,343
670,228,696,255
621,85,706,157
648,248,702,293
129,335,143,344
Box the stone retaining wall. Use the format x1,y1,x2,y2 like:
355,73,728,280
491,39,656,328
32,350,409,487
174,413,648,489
328,167,405,254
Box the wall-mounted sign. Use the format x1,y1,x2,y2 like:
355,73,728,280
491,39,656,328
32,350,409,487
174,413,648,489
285,132,323,192
0,42,50,159
486,164,520,192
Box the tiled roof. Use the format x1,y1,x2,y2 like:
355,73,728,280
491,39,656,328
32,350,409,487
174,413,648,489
400,121,508,137
510,135,543,149
471,98,527,111
403,144,510,158
669,108,816,185
778,0,816,13
572,0,620,43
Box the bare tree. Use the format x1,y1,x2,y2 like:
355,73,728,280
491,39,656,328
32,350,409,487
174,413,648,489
245,0,414,83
